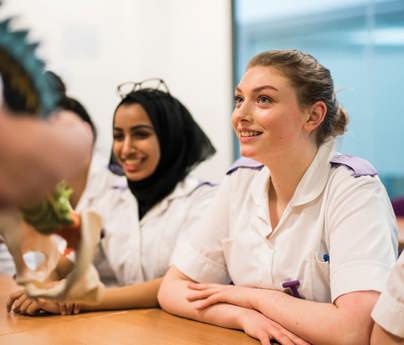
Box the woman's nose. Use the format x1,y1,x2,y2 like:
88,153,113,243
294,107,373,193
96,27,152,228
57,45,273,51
121,136,134,158
233,102,252,123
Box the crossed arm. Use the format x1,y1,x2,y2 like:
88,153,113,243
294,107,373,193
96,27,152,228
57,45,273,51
158,268,311,345
158,267,379,345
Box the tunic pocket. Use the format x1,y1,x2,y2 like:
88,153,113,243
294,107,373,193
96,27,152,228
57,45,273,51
307,252,331,302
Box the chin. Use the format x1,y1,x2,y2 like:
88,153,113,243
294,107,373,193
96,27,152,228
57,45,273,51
125,172,145,181
239,146,257,159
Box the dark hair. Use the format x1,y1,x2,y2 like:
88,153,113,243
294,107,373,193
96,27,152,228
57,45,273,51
248,49,348,145
45,71,97,142
110,88,216,218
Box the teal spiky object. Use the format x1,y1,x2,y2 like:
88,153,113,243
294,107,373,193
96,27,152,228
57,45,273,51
0,15,59,116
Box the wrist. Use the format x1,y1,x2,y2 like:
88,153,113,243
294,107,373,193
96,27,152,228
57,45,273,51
233,306,251,329
248,288,262,310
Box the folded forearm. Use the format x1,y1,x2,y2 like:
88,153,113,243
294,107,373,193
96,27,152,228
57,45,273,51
158,276,242,329
80,278,162,311
251,289,375,345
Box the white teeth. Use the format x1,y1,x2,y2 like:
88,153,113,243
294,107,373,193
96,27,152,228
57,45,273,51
239,131,261,137
121,159,142,164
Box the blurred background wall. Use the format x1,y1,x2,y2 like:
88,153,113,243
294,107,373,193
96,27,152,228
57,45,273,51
234,0,404,198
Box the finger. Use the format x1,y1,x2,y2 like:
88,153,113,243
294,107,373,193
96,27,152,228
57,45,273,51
266,327,294,345
19,298,34,315
38,300,61,314
193,294,223,309
59,302,66,315
12,294,28,313
73,303,80,314
6,290,25,312
186,288,219,302
257,331,271,345
267,320,309,345
26,301,41,315
276,329,309,345
65,303,74,315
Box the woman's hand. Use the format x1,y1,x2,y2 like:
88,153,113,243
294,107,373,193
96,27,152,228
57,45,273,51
187,282,254,310
238,309,310,345
7,290,59,315
7,290,80,315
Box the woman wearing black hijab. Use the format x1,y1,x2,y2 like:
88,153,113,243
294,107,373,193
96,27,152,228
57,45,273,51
79,81,217,311
109,84,216,220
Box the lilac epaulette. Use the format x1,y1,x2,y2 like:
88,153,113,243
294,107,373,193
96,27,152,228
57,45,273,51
226,157,264,175
330,154,378,177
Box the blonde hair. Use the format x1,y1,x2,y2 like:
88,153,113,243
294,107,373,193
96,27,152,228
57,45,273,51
248,49,348,145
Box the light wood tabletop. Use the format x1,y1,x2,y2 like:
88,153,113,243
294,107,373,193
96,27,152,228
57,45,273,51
0,275,259,345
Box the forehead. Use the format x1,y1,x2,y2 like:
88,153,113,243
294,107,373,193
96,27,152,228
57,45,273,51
238,65,292,91
114,103,152,127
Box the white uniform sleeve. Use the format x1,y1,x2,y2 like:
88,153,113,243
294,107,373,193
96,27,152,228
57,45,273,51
372,252,404,338
170,178,232,284
175,183,217,245
326,170,398,302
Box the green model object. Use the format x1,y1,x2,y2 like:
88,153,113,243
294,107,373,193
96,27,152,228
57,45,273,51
21,182,75,235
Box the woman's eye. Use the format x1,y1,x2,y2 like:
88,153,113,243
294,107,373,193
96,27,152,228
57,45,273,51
133,131,151,139
234,95,243,107
257,95,272,104
113,133,124,141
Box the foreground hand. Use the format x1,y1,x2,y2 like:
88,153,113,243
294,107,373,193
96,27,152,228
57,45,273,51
7,290,59,315
239,309,311,345
187,282,254,310
7,290,80,315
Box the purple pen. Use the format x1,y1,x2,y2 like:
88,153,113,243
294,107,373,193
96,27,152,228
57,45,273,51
282,279,302,299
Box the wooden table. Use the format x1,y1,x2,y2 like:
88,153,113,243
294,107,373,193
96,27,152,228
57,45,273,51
0,275,258,345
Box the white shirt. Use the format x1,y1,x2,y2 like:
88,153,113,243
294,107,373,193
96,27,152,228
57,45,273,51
79,161,217,286
171,139,398,302
0,242,15,275
372,251,404,338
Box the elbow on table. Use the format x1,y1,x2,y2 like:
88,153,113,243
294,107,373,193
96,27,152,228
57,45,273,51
157,274,177,314
330,320,373,345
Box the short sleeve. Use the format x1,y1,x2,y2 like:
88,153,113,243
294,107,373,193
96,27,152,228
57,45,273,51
170,177,232,284
372,252,404,338
326,171,398,302
174,183,217,245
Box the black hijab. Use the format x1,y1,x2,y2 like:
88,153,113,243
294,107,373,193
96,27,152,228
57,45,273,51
109,89,216,219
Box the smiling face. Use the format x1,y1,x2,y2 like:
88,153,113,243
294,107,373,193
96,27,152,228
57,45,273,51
232,65,312,162
112,103,161,181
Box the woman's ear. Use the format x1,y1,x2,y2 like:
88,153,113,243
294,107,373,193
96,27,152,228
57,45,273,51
303,101,327,132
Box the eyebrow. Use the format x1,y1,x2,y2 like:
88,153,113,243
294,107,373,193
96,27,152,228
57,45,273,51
235,85,279,93
113,124,154,131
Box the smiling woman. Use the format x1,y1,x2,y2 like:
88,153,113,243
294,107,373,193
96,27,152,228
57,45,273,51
158,49,398,345
109,84,216,220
